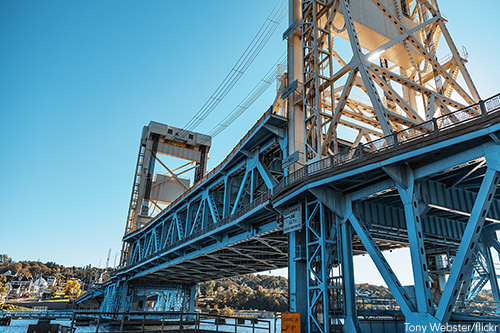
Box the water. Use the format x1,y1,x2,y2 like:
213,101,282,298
0,319,116,333
0,318,281,333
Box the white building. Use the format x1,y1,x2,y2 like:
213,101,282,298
33,277,49,290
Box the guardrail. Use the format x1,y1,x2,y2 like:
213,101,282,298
274,94,500,194
65,311,271,333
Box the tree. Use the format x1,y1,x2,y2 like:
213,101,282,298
63,280,81,300
48,285,58,298
199,281,215,297
0,255,12,265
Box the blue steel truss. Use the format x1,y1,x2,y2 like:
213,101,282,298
273,95,500,331
113,109,289,286
77,94,500,333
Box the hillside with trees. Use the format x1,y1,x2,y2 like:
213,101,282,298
0,254,108,283
198,274,288,312
1,254,497,314
0,254,109,306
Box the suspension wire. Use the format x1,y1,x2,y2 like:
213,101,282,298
207,52,287,138
178,0,288,137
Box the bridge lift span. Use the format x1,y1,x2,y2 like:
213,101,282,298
119,122,211,267
78,0,500,332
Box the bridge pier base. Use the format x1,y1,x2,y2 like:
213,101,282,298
99,282,197,313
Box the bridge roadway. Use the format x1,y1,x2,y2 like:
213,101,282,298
111,94,500,285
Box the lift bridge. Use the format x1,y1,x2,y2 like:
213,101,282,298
77,0,500,331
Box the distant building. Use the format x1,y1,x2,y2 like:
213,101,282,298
47,276,57,286
8,276,33,298
33,277,49,290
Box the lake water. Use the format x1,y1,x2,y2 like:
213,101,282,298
0,318,281,333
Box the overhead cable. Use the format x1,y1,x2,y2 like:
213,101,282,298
208,52,287,138
178,0,288,137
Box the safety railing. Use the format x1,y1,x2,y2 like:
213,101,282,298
62,311,271,333
199,314,271,333
275,94,500,194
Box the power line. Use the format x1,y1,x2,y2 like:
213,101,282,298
208,52,287,138
178,0,288,137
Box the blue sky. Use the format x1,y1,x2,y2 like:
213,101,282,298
1,1,499,286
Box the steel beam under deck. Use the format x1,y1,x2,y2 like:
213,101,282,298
119,213,288,285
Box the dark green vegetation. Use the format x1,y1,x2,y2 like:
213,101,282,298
198,274,289,312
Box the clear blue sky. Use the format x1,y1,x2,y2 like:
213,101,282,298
1,1,499,286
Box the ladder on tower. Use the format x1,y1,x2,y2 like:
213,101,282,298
466,250,490,303
126,143,147,233
119,142,147,267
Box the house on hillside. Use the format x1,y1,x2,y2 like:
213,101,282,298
8,276,33,298
33,277,49,290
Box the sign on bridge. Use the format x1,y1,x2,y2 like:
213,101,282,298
281,312,301,333
283,204,302,234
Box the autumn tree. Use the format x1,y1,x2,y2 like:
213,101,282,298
0,282,6,296
199,281,216,297
63,280,81,300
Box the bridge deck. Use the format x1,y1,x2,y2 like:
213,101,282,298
114,94,500,284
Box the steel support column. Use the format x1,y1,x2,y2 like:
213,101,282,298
395,166,434,314
288,227,308,333
436,167,500,323
185,284,198,314
305,199,330,333
340,216,360,333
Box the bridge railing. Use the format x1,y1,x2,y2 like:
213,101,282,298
275,94,500,193
62,311,272,333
